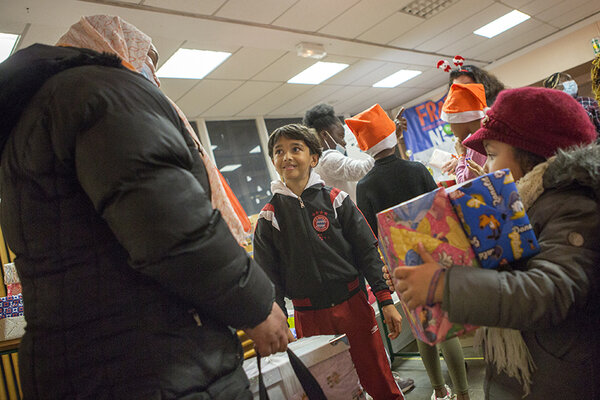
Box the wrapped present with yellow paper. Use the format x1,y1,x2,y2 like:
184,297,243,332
446,169,540,269
377,188,479,345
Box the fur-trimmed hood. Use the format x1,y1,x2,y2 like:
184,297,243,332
0,44,124,157
517,144,600,210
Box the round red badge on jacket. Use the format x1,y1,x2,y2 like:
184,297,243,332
312,215,329,232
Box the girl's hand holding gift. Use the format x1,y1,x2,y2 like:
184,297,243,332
393,243,446,310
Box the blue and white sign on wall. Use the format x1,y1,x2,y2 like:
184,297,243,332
403,95,455,181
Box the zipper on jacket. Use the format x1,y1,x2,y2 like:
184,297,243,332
298,197,305,208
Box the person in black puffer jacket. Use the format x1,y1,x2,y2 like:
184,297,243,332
0,16,290,400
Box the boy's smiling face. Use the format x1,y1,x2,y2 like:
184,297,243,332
272,136,318,190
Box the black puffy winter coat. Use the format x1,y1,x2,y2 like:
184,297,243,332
0,44,275,399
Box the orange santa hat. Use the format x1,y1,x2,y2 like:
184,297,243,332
345,104,397,156
440,83,488,123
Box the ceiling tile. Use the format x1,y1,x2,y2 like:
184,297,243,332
215,0,297,24
357,11,422,44
158,78,199,102
520,0,574,20
320,86,370,108
271,85,345,116
143,0,228,14
176,79,243,118
333,87,389,115
206,47,287,80
500,0,536,8
351,63,414,86
272,0,361,32
547,1,600,28
324,59,387,85
471,21,557,62
15,24,68,49
318,0,411,39
401,68,449,90
202,81,281,117
417,2,512,53
238,84,313,117
389,0,493,50
252,52,317,82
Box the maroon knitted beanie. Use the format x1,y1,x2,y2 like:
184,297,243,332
463,87,596,158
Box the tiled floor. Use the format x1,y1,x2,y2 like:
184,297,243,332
391,335,487,400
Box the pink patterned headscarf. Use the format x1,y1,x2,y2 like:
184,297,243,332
57,15,250,243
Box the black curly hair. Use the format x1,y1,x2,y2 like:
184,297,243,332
303,103,342,133
267,124,323,159
449,65,506,105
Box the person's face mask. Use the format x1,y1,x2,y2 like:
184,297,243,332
325,131,347,156
561,80,578,96
139,55,161,87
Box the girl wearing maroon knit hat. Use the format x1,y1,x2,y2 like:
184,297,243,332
390,87,600,399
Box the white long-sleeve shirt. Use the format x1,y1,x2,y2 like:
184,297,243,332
313,149,374,202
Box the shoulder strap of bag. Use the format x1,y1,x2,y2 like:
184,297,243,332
257,349,327,400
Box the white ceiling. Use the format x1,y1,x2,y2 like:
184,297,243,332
1,0,599,120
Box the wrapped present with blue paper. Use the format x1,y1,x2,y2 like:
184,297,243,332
0,294,26,340
377,188,479,345
446,169,540,269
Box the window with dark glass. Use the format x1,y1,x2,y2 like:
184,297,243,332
206,120,271,216
264,118,303,137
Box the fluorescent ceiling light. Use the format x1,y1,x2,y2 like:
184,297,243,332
288,62,349,85
373,69,422,88
474,10,530,38
220,164,241,172
249,145,261,154
157,48,231,79
0,33,19,63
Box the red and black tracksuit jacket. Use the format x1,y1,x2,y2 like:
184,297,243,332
253,181,393,317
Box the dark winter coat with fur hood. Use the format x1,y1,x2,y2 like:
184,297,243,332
0,44,275,399
443,144,600,399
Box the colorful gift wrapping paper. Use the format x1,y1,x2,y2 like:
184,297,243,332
377,189,479,345
446,169,540,269
0,295,23,319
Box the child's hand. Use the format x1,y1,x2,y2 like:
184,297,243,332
394,107,407,136
441,158,458,175
466,158,486,176
382,265,394,292
454,140,466,156
393,243,445,310
381,304,402,339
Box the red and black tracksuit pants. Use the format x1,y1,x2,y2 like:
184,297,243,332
293,291,404,400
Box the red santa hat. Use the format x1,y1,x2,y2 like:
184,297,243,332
345,104,397,156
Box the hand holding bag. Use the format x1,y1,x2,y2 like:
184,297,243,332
257,348,326,400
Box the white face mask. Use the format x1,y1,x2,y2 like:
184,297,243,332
325,131,347,155
562,80,578,96
139,56,160,87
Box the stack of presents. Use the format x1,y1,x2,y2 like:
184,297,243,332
0,262,25,341
244,169,540,398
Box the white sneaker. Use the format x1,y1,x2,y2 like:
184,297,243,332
431,384,455,400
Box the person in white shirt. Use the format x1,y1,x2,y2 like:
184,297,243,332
303,104,374,202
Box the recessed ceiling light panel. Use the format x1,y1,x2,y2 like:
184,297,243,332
157,48,231,79
373,69,422,88
288,62,349,85
474,10,530,38
0,33,19,63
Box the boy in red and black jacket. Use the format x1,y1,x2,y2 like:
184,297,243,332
254,123,404,400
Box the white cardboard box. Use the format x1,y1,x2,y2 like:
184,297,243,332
243,335,366,400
